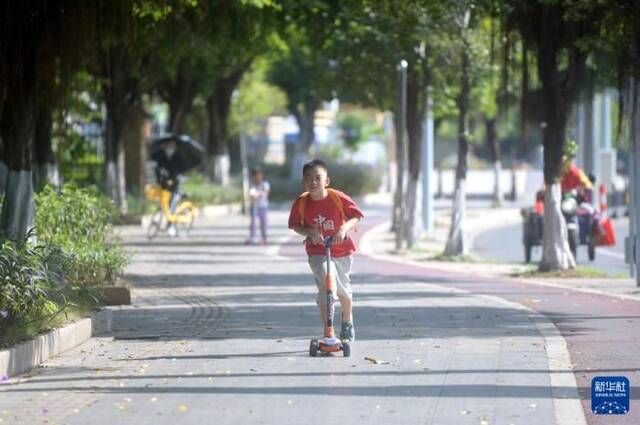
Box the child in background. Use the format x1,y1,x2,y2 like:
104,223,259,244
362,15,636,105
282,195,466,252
247,167,270,245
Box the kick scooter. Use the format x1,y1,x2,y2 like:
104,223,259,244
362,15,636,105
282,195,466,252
309,236,351,357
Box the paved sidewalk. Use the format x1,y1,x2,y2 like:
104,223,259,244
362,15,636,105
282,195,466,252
0,209,582,424
360,201,640,425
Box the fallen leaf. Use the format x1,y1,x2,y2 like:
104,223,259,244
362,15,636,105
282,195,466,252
364,357,388,365
177,404,188,413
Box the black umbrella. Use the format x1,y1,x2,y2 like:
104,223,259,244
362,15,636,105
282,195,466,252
149,134,206,174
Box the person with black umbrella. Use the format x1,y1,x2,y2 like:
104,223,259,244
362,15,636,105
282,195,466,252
153,140,185,236
149,134,205,237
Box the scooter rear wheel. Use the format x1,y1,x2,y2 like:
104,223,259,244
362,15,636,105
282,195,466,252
309,339,319,357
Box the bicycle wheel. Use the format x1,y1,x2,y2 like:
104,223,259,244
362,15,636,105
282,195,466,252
177,206,195,235
146,210,163,240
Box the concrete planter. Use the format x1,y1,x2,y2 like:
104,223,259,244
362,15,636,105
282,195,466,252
0,309,112,379
92,286,131,306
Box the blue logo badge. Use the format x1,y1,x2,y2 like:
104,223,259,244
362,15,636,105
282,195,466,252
591,376,629,415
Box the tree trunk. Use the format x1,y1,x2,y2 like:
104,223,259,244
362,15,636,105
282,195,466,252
0,79,36,242
0,10,40,242
33,103,58,191
298,100,317,155
540,183,576,270
205,92,231,185
485,117,502,206
290,100,317,179
406,68,425,248
205,68,247,184
124,105,147,193
520,47,530,151
444,178,467,256
444,28,471,256
0,161,6,197
168,60,196,135
104,101,128,214
536,12,576,271
103,43,134,214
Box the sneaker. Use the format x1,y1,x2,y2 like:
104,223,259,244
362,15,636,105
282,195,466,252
340,321,355,342
168,225,178,237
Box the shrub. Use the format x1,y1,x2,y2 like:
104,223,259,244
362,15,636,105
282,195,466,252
324,161,382,196
35,184,127,287
256,160,382,203
182,171,242,205
0,239,73,346
268,176,303,203
0,184,125,347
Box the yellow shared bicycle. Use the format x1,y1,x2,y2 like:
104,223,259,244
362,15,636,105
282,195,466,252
145,183,198,240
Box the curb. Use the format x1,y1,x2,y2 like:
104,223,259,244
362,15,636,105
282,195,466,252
0,308,113,379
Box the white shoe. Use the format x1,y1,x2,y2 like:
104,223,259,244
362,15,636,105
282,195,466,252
168,226,177,237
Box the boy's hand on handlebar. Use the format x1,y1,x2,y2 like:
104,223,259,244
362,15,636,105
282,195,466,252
334,227,348,243
308,228,323,245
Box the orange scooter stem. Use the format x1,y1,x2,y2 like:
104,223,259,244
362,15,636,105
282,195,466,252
309,236,351,357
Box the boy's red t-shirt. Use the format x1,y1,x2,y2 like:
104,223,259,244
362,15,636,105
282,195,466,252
288,189,364,257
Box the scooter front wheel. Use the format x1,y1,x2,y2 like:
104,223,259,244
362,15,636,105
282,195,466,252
342,342,351,357
309,339,319,357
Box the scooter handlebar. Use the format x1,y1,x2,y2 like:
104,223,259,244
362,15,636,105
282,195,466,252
303,235,345,247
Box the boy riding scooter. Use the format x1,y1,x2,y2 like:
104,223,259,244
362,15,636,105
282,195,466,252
288,159,364,356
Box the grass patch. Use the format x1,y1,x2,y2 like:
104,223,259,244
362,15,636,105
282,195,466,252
511,265,610,279
0,299,98,349
408,246,441,255
430,253,479,263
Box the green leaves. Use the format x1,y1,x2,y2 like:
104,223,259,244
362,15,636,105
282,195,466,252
34,184,127,288
338,112,383,151
0,184,127,347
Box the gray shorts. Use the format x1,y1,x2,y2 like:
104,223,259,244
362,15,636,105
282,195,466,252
308,255,353,306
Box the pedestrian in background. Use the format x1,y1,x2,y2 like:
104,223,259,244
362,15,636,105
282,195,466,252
247,167,270,245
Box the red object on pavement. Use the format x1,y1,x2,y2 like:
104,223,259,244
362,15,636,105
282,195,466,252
597,217,616,246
